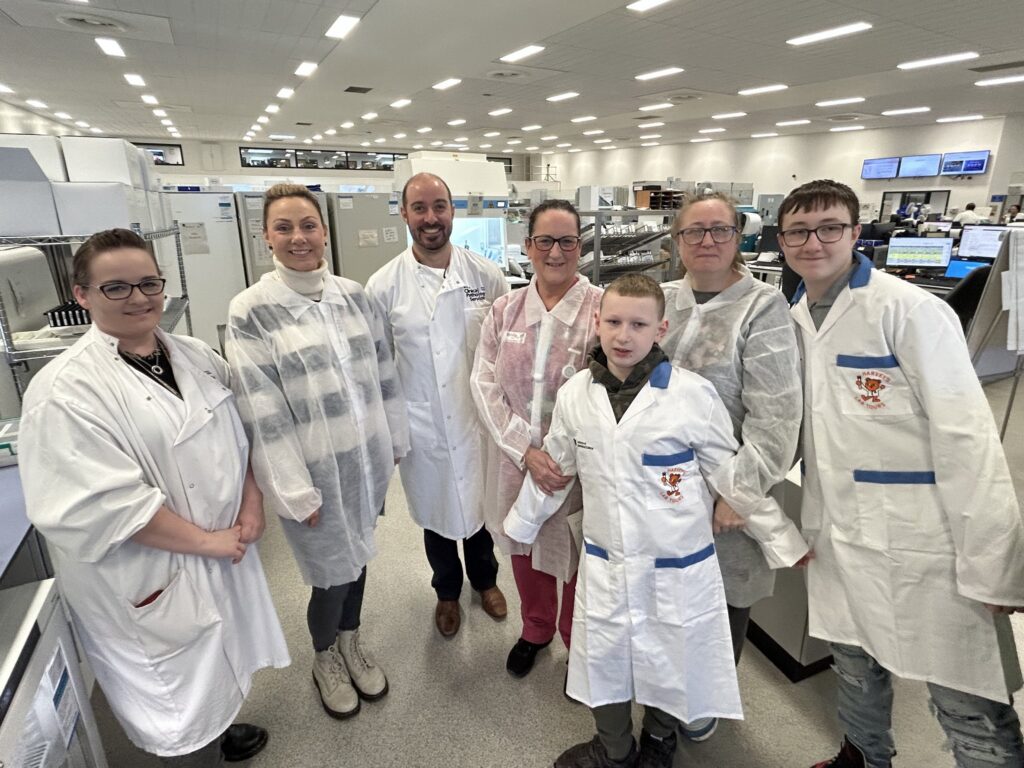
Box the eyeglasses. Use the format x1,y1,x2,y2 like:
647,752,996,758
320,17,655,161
676,226,738,245
778,223,852,247
528,235,582,252
85,278,166,300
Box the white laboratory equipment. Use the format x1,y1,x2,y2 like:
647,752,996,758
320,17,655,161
235,190,334,285
164,191,248,350
326,193,406,285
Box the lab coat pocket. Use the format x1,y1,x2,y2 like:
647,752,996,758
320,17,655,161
642,448,698,510
834,354,916,422
654,543,720,627
851,470,952,553
406,401,438,450
580,542,622,620
128,568,222,663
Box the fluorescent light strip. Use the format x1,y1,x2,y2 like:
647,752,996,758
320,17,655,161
124,73,145,86
417,126,432,133
501,45,544,63
340,121,354,129
881,107,930,116
266,104,280,113
507,139,522,145
295,62,318,76
160,119,173,126
829,125,864,132
571,115,596,123
453,136,468,142
269,134,296,140
738,84,788,96
484,131,501,137
936,114,983,123
690,138,711,143
699,127,725,134
639,102,673,111
433,78,461,90
522,124,542,131
601,146,617,150
976,74,1024,87
392,132,405,138
390,98,411,108
639,134,662,139
447,119,466,126
325,14,360,39
582,129,603,135
250,124,261,131
752,132,778,138
141,94,158,105
257,116,269,124
568,148,582,153
54,112,72,120
594,138,611,144
627,0,673,11
479,144,492,149
326,129,337,135
556,143,571,148
153,109,167,117
362,112,378,120
26,99,47,109
489,108,512,116
430,140,444,146
635,66,684,81
95,37,125,57
546,91,579,102
74,120,89,128
374,138,385,143
525,146,539,150
641,142,659,147
712,112,746,119
786,21,872,46
638,121,664,129
413,144,424,149
815,96,864,107
540,135,557,140
897,52,978,70
277,87,294,99
776,119,810,126
0,83,13,94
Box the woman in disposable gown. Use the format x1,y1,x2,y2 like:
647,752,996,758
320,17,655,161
471,199,602,677
19,228,290,767
660,192,808,741
225,184,409,721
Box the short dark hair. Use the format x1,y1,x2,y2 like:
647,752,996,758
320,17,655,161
528,199,581,235
401,172,453,207
601,273,666,319
965,202,976,210
72,228,155,287
778,179,860,229
262,183,325,229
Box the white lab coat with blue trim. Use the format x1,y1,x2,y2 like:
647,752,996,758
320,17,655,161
504,360,746,723
791,254,1024,703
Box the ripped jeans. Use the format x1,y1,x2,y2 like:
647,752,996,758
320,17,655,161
830,643,1024,767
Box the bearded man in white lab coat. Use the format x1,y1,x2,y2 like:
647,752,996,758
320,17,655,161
779,179,1024,768
366,172,509,637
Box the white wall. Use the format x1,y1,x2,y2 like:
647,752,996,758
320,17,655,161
552,118,1019,215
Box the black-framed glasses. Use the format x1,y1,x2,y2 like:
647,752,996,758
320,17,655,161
778,223,852,247
86,278,166,300
528,234,582,252
676,226,738,245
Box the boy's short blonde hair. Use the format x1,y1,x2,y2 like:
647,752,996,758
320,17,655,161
601,273,666,319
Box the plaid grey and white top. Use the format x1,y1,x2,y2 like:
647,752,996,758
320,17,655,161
226,271,409,588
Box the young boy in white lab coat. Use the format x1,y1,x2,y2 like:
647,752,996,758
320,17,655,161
504,274,765,768
780,179,1024,768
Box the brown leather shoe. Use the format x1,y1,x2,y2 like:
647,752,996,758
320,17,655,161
479,586,508,620
435,599,461,637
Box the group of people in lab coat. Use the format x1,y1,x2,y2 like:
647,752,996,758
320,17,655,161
17,173,1024,768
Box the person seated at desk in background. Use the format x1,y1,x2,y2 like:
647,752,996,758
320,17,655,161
19,228,290,767
953,202,984,225
779,179,1024,768
1004,204,1022,224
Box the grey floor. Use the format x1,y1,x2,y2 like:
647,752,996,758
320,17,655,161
94,376,1024,768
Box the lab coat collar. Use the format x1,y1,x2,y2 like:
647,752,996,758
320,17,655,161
791,251,873,306
674,266,754,311
258,271,349,321
524,274,594,327
404,245,473,296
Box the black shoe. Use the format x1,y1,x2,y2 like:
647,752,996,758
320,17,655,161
638,730,677,768
221,723,268,763
811,737,877,768
506,637,551,677
554,736,639,768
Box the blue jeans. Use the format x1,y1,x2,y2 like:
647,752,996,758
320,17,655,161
830,642,1024,767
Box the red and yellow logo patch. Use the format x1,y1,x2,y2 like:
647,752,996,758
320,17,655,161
855,370,891,410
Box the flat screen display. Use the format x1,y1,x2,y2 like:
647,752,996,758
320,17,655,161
886,237,954,268
940,150,990,176
944,259,989,279
957,225,1008,259
861,157,900,180
897,154,941,177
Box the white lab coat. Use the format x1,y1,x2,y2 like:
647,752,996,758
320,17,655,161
470,276,602,581
19,327,289,756
505,360,745,723
792,254,1024,703
662,270,807,606
366,245,509,538
225,272,410,588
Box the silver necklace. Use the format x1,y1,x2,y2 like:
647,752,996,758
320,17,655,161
122,340,165,375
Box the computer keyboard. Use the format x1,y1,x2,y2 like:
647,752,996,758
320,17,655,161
906,275,959,288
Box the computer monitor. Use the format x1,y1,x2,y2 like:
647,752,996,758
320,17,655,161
885,237,954,269
861,157,900,180
945,259,989,280
897,154,941,178
958,225,1009,259
940,150,990,176
758,225,779,252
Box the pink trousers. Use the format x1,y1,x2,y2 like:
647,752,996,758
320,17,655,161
510,553,577,649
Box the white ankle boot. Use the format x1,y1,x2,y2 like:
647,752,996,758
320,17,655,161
337,629,389,700
312,644,359,719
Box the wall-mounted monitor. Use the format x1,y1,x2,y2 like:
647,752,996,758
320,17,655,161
861,157,900,180
897,154,941,177
886,236,953,268
940,150,990,176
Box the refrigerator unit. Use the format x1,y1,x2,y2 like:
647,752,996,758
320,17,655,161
236,191,334,285
165,191,248,351
326,193,406,285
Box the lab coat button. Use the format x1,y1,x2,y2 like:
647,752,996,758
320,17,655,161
189,483,195,489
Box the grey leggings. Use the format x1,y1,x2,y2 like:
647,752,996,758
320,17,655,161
592,702,678,761
307,567,367,652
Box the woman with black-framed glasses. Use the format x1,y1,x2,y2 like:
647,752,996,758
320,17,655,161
471,199,602,680
660,193,809,743
19,228,289,767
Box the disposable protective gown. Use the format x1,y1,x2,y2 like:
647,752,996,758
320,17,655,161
226,272,409,588
662,269,807,606
366,245,508,539
19,327,289,757
792,254,1024,703
471,275,602,581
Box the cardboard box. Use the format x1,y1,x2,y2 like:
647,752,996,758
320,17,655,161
60,137,146,188
0,148,62,236
0,134,67,181
51,182,152,235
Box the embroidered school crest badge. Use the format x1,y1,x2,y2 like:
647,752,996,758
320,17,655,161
854,370,891,410
659,470,685,503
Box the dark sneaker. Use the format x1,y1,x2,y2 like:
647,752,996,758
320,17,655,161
811,738,877,768
638,730,677,768
506,637,551,678
554,736,639,768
